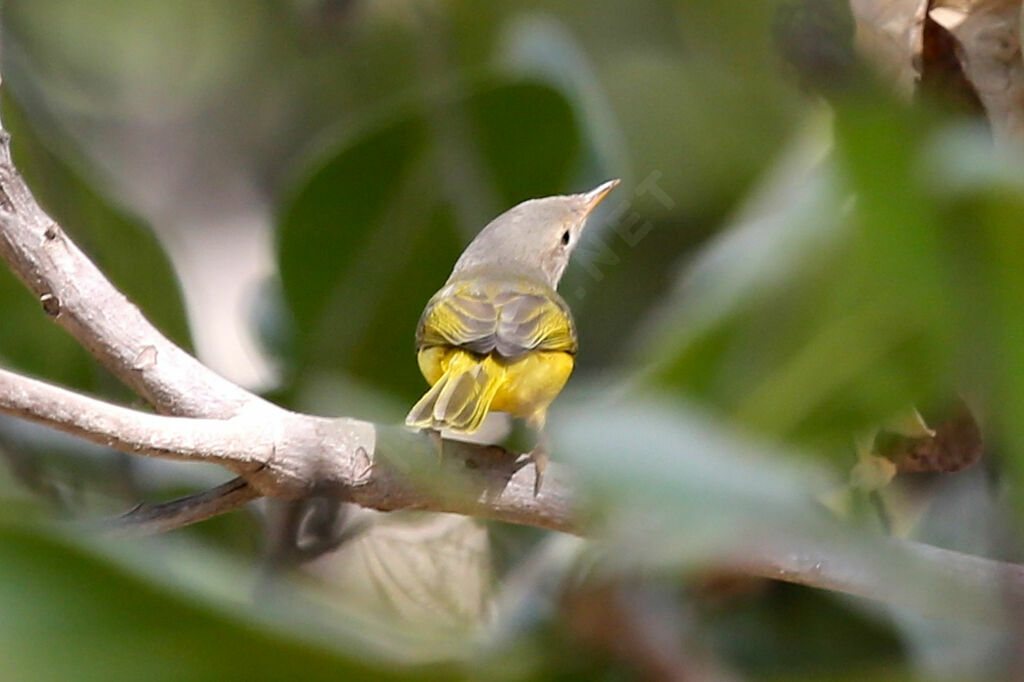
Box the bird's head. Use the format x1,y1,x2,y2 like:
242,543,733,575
451,179,621,289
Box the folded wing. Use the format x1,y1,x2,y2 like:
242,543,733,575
416,278,577,357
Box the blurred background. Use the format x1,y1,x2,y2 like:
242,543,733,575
1,0,1023,679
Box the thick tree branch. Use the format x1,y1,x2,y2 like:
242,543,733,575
0,362,575,531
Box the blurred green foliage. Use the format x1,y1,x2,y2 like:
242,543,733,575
0,0,1021,680
0,523,461,682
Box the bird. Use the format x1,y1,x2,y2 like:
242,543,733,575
405,179,620,492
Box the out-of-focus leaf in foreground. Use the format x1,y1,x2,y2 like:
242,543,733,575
553,397,1008,624
0,524,463,682
555,396,833,566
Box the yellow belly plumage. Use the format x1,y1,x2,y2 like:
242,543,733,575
409,346,575,433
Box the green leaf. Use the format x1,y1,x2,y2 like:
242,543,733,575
0,525,461,682
554,396,833,566
468,82,582,207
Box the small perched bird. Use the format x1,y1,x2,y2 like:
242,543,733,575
406,180,620,490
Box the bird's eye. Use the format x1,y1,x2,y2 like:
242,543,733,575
560,230,571,246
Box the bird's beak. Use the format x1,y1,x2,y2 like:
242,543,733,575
580,178,621,216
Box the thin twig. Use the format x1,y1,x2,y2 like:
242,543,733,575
96,476,260,537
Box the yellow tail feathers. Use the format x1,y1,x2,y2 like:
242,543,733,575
405,351,505,433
